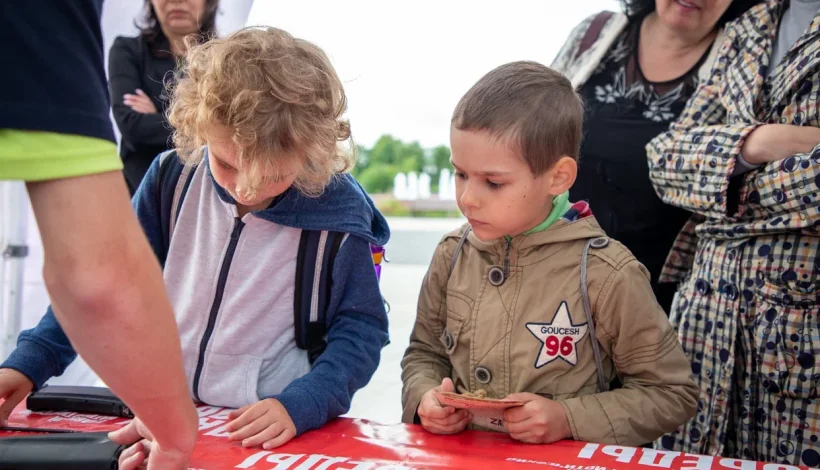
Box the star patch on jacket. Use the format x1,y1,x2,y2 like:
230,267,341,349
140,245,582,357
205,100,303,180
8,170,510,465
526,301,589,368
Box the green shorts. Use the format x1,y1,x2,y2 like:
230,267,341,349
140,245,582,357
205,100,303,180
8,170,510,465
0,129,122,181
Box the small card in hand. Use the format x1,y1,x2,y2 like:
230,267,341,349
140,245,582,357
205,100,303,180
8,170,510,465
434,390,523,410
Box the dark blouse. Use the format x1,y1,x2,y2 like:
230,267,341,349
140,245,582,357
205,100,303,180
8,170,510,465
571,21,712,313
109,35,177,194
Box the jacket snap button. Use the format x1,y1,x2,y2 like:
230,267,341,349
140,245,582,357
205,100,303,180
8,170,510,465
590,237,609,249
695,279,712,296
444,331,454,350
474,366,492,384
488,266,505,286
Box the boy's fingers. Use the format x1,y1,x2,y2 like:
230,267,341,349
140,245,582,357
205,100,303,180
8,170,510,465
509,431,538,444
422,420,468,435
228,405,252,421
505,415,536,435
503,406,527,424
241,422,283,448
437,410,470,426
227,405,266,433
440,377,455,392
420,403,454,420
262,427,295,450
421,409,470,431
0,388,27,425
230,414,272,442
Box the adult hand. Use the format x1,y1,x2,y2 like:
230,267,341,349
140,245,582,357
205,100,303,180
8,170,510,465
110,414,196,470
123,89,158,114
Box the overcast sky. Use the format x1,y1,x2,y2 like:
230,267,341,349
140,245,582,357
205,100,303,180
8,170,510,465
247,1,621,149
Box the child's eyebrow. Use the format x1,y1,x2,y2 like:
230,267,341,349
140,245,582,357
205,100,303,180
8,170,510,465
450,160,512,177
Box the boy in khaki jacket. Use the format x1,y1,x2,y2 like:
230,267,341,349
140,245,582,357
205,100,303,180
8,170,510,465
401,61,697,447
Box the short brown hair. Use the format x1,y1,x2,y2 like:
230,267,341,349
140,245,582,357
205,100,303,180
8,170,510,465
452,61,583,175
168,26,353,197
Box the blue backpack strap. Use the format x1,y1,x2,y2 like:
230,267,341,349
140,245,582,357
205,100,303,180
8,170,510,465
294,230,345,365
156,151,196,257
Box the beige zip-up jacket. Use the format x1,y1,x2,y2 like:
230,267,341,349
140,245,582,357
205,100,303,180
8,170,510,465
401,215,698,446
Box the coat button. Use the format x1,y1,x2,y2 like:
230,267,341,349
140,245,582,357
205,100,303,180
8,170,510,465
722,283,738,301
474,366,492,384
444,331,454,350
695,279,712,296
488,266,505,286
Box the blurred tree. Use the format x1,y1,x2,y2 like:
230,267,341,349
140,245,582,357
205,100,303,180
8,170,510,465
430,145,451,192
352,144,370,177
353,135,451,194
357,164,399,194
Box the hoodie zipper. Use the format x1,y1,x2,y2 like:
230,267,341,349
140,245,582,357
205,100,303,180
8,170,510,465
503,236,512,278
192,217,245,402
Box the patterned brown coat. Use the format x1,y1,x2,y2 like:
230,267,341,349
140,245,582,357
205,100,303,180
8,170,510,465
647,0,820,465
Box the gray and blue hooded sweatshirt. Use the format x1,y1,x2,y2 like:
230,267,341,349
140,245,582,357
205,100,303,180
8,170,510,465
2,149,390,435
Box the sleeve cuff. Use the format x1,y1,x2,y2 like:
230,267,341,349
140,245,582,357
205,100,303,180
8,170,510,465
271,385,321,437
401,379,440,424
0,338,60,390
558,395,616,444
704,123,761,219
733,152,761,176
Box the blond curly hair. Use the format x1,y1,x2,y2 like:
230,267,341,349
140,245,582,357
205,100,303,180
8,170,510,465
168,26,354,197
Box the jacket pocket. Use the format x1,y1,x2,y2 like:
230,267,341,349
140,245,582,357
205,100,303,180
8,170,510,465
441,292,472,355
199,353,263,409
753,281,820,399
440,316,465,356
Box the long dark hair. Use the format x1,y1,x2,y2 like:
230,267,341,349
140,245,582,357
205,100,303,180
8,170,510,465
136,0,220,54
620,0,764,26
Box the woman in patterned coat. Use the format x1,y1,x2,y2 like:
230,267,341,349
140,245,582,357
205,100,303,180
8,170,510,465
647,0,820,465
552,0,761,314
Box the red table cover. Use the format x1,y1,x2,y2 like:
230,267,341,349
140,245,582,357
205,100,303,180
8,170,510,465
1,404,811,470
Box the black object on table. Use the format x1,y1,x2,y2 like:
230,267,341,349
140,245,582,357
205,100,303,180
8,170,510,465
0,432,126,469
26,385,133,418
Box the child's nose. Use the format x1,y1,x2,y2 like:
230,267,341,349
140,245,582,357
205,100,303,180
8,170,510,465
459,183,480,210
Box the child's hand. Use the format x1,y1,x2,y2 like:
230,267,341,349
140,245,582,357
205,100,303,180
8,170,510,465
0,368,34,426
503,393,572,444
226,398,297,449
417,377,471,434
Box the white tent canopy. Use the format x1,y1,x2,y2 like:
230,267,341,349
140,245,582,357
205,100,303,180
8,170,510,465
0,0,255,376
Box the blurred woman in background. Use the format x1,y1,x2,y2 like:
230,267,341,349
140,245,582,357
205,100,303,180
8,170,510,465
109,0,219,194
552,0,762,314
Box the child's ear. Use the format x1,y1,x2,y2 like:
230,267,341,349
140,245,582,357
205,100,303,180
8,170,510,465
544,156,577,195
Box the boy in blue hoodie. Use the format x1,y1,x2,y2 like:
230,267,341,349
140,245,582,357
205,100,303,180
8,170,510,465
0,26,389,460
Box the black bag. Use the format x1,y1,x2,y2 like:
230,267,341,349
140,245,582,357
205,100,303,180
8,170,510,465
0,432,126,470
26,385,133,418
